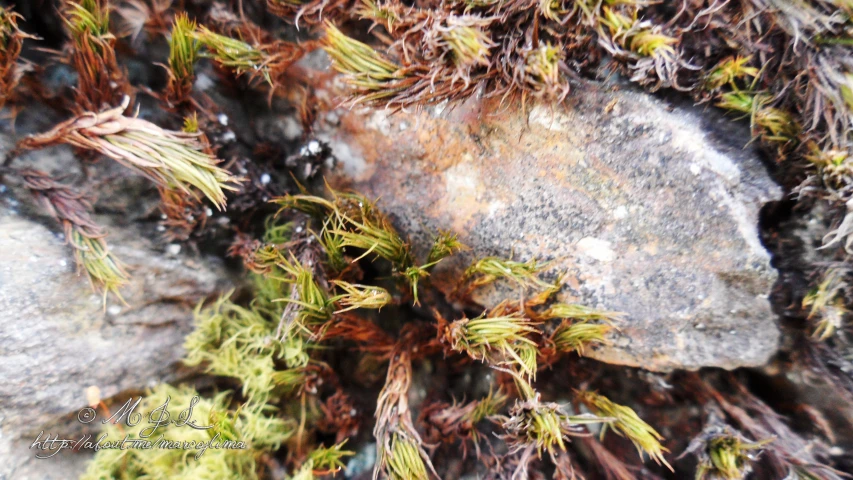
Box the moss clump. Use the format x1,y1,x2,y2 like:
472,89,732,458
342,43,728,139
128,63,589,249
682,421,773,480
577,390,672,470
17,99,241,210
81,385,294,480
164,13,200,107
74,180,666,478
63,0,131,111
803,268,848,341
0,6,33,109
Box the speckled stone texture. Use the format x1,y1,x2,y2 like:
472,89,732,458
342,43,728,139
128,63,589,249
319,81,782,372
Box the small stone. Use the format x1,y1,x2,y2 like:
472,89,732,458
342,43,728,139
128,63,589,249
280,116,303,140
345,443,377,479
307,140,321,155
194,73,215,91
324,82,781,371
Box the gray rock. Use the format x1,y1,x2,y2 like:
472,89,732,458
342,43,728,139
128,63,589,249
318,81,782,372
0,148,231,479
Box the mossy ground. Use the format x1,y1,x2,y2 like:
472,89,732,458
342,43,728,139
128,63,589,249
0,0,852,479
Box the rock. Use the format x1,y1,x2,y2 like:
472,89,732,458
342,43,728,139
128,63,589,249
317,81,782,372
0,146,232,479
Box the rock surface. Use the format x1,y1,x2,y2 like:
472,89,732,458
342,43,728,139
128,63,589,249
318,81,782,372
0,144,231,479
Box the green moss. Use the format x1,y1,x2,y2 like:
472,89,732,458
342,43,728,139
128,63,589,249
81,385,293,480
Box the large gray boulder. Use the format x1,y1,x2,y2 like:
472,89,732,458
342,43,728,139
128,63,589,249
318,81,782,372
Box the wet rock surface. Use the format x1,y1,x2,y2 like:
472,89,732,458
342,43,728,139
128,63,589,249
319,81,782,372
0,142,232,479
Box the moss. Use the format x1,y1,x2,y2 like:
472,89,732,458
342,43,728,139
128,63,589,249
165,13,199,107
2,1,849,478
81,385,293,480
0,6,33,109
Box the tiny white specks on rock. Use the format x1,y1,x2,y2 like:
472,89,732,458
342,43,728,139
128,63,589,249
488,200,506,217
646,153,661,166
307,140,321,155
280,116,303,141
613,205,628,220
217,113,229,126
260,173,271,185
576,237,616,262
432,99,449,116
107,305,121,316
166,244,181,256
194,74,215,91
59,260,67,267
366,110,393,135
221,131,236,142
690,164,702,175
